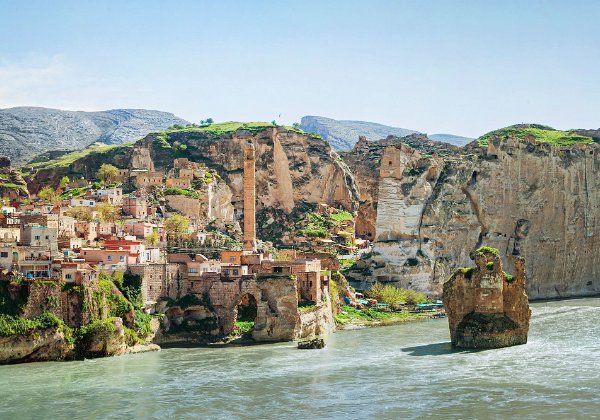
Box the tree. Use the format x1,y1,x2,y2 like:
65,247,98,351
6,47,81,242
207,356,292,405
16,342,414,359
59,176,70,189
97,164,119,185
66,206,93,221
164,214,190,237
292,122,301,129
38,186,59,203
146,230,160,247
96,202,120,223
206,117,214,124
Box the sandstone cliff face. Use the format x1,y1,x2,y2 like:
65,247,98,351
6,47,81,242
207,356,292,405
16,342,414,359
296,293,336,340
127,127,359,215
356,134,600,300
443,248,531,348
0,328,73,364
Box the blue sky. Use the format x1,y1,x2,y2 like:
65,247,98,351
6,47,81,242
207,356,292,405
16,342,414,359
1,0,599,137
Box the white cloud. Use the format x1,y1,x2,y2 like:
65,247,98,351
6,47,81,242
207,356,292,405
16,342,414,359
0,54,141,111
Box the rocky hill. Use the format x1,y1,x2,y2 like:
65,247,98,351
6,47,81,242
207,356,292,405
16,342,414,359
0,107,189,163
300,115,473,151
343,124,600,300
26,123,359,242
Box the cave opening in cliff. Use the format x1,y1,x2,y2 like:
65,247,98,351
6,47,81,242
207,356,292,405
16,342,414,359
235,293,257,336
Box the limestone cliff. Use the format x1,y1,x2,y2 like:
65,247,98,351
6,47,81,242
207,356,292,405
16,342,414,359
350,126,600,300
443,247,531,348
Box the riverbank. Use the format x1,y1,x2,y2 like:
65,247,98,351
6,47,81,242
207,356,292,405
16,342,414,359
334,305,442,329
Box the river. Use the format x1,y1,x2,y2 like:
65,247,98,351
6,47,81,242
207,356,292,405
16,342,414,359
1,298,600,419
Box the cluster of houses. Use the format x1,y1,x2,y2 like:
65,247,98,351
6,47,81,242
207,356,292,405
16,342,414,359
0,151,339,307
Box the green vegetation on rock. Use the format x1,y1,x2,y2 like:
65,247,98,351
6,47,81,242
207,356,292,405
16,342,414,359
477,125,593,148
0,311,63,337
476,246,500,256
28,143,132,170
164,187,200,199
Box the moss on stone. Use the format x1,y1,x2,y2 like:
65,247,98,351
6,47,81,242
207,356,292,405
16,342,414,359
476,246,499,256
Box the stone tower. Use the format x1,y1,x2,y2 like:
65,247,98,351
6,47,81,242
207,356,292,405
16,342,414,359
243,139,257,253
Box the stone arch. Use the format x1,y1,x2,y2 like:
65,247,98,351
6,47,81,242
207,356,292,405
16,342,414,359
233,293,258,335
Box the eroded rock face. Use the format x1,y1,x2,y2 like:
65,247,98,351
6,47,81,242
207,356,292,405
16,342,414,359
81,317,127,358
0,328,73,364
442,249,531,348
350,135,600,299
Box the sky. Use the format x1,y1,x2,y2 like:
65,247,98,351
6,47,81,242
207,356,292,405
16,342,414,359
1,0,599,138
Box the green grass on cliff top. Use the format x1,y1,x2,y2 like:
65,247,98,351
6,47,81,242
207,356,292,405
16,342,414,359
476,125,593,148
27,143,133,170
163,121,319,138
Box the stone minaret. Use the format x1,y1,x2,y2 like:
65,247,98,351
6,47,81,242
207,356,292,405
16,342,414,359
243,139,257,253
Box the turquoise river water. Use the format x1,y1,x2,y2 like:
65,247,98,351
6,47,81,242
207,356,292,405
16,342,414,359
1,298,600,419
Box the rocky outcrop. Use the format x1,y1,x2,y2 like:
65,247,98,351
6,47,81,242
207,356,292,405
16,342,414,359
443,247,531,348
0,107,189,163
296,294,336,340
0,327,73,364
79,317,127,358
0,156,29,198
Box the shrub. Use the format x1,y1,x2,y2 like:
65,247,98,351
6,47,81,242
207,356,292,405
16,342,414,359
476,246,499,256
0,312,63,337
368,283,428,305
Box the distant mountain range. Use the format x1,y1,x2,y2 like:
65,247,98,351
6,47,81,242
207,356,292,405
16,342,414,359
300,116,473,150
0,107,189,163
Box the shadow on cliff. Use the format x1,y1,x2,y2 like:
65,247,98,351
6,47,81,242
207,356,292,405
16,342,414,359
401,342,487,357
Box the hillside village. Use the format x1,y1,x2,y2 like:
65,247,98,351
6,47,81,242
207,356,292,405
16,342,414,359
0,130,385,361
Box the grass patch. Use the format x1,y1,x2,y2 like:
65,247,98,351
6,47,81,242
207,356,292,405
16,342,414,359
164,187,200,199
477,125,593,148
165,121,275,136
334,305,430,325
234,320,254,334
28,143,133,170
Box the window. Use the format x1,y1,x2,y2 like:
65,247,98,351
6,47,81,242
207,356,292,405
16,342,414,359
229,256,236,262
107,255,112,261
45,236,49,240
233,269,239,276
188,268,198,273
274,267,283,273
0,252,7,258
65,274,72,279
119,256,124,262
35,235,40,240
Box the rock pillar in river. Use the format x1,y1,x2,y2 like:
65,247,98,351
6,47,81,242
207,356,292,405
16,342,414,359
442,247,531,348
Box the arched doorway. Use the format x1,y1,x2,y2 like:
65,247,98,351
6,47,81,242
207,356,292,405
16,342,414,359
234,293,257,336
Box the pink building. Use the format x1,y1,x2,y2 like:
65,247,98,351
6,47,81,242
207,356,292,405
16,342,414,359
123,197,148,219
123,221,156,238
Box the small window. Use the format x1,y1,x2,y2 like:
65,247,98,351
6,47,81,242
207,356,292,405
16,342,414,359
35,235,40,240
0,252,7,258
229,256,236,262
119,256,124,262
274,267,283,273
45,236,49,240
65,274,72,279
107,255,112,261
233,269,239,276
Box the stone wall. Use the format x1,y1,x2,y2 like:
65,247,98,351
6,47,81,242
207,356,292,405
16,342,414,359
208,274,299,342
